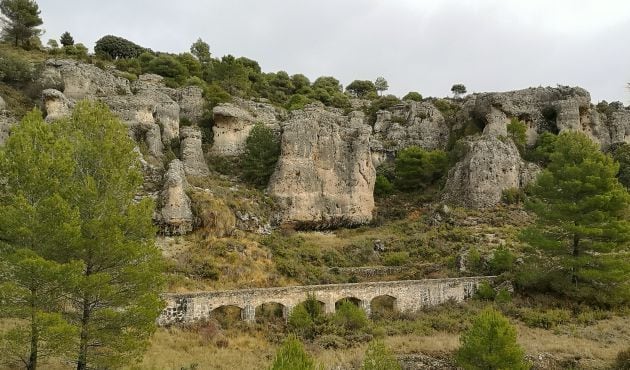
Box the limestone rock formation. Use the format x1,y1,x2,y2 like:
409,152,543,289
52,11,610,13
211,98,282,156
442,136,540,208
180,126,209,177
268,106,375,228
0,96,14,146
158,159,193,235
42,89,73,122
175,86,205,123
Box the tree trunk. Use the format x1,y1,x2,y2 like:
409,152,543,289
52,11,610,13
27,293,38,370
76,297,90,370
571,233,580,287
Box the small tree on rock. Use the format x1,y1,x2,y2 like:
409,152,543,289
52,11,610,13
0,0,43,47
59,31,73,46
402,91,422,101
451,83,467,98
456,308,529,370
374,77,389,96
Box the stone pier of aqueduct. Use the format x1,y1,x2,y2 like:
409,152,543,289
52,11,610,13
158,277,493,325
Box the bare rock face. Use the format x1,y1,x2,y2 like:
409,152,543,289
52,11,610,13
211,98,282,156
268,107,375,228
179,126,209,177
443,136,540,208
0,96,15,146
39,59,131,100
158,159,193,235
42,89,73,122
175,86,205,124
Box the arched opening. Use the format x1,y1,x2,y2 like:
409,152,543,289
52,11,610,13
370,295,397,319
335,297,361,310
255,302,286,324
209,305,242,328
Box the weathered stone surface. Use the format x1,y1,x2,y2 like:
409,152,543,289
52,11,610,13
268,107,375,228
158,276,492,325
605,110,630,145
42,89,73,122
443,136,540,208
180,126,209,177
39,59,131,100
158,159,193,236
0,96,14,146
175,86,205,123
372,101,449,154
211,97,282,156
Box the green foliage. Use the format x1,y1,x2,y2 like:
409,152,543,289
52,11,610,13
507,118,527,154
0,102,164,369
269,334,318,370
333,300,368,331
366,94,401,124
466,248,484,274
518,308,570,329
501,187,524,205
288,303,315,335
394,146,448,192
145,54,188,84
346,80,376,98
0,48,34,83
521,131,630,306
614,347,630,370
190,38,211,65
0,0,43,48
455,308,529,370
374,76,388,95
524,131,557,165
361,340,401,370
495,289,512,305
59,31,74,46
475,282,496,300
383,251,409,266
402,91,422,101
94,34,146,59
286,94,311,111
374,175,394,197
610,143,630,189
451,83,467,97
241,123,280,187
488,246,515,275
210,54,253,96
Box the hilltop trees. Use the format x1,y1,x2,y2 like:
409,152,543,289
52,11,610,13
374,77,388,96
190,37,211,65
0,0,43,48
521,131,630,306
451,83,467,98
94,35,146,59
0,102,164,369
59,31,73,46
346,80,376,98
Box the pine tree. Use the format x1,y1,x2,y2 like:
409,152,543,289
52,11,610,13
0,0,43,47
59,31,73,46
374,77,388,96
269,335,318,370
361,340,401,370
456,308,529,370
522,131,630,306
241,123,280,187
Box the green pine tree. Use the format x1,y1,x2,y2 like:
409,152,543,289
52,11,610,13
0,0,43,47
521,131,630,306
394,146,448,191
269,334,318,370
455,308,529,370
361,340,401,370
59,31,74,47
241,123,280,187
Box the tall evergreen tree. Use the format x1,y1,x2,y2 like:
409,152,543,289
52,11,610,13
241,123,280,187
522,131,630,306
59,31,73,46
0,0,43,47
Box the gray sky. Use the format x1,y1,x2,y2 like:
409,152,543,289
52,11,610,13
38,0,630,103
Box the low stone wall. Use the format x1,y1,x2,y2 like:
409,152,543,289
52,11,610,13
158,276,494,326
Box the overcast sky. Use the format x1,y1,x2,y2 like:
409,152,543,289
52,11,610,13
38,0,630,103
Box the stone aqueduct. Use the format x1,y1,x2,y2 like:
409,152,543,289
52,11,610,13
158,277,493,325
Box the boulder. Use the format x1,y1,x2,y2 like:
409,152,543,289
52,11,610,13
268,107,375,228
211,98,282,156
442,136,540,208
157,159,193,235
42,89,73,122
180,126,209,177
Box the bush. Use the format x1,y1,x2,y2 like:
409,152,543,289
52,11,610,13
456,308,529,370
488,246,515,274
287,304,315,337
333,300,368,332
145,54,189,82
402,92,422,102
475,281,496,300
94,35,146,59
519,308,571,329
383,251,409,266
495,289,512,305
0,50,34,83
269,334,318,370
362,340,401,370
241,123,280,187
614,347,630,370
394,146,448,192
286,94,311,111
374,175,394,197
507,118,527,154
501,187,524,205
524,131,557,165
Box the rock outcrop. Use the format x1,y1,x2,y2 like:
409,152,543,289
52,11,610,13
42,89,73,122
0,101,14,146
179,126,209,177
442,136,540,208
211,98,282,156
268,106,375,228
157,160,193,235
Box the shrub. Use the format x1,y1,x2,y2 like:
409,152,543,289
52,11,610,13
466,248,484,273
501,187,524,205
614,347,630,370
374,175,394,197
269,334,318,370
495,289,512,305
241,123,280,187
519,308,571,329
475,281,496,301
456,308,529,370
488,246,515,274
402,92,422,102
362,340,401,370
394,146,448,192
383,251,409,266
507,118,527,154
0,50,34,83
94,35,146,59
286,94,311,111
333,300,368,331
287,304,314,336
524,131,557,165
